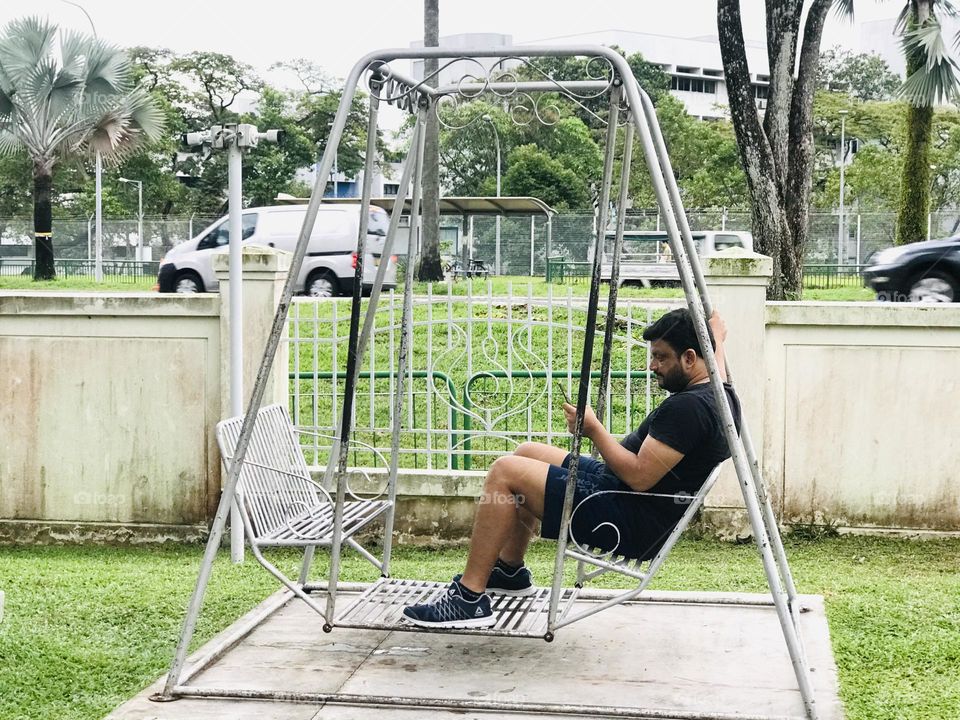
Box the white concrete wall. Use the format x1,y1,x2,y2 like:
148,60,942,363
0,247,290,543
764,302,960,533
702,253,960,535
3,253,959,541
0,293,222,540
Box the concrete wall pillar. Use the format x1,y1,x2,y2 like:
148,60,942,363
214,246,291,418
700,249,773,533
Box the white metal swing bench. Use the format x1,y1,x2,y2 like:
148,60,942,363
157,44,822,720
215,401,722,638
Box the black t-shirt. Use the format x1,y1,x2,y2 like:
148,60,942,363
619,380,742,531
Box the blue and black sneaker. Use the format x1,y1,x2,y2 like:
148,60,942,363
454,559,535,597
402,579,495,629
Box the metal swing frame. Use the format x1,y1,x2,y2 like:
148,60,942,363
155,45,821,720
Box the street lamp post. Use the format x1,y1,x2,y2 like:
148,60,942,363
837,110,848,267
181,123,282,563
325,121,340,198
332,152,339,198
61,0,104,279
482,114,502,275
928,164,937,241
95,151,103,281
118,177,143,260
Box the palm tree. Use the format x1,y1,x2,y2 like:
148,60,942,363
0,16,164,279
893,1,960,244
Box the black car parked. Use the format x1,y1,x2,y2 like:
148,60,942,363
863,236,960,302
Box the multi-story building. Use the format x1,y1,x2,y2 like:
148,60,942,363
410,30,771,120
410,33,515,89
521,29,770,120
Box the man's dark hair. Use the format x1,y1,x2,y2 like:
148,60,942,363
642,308,715,358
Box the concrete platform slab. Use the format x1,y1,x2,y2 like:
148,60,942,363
106,588,844,720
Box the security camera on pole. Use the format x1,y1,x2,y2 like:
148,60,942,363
182,123,283,562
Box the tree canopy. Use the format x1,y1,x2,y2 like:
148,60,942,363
816,46,902,101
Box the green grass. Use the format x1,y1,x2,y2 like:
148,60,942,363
0,536,957,720
0,276,156,292
802,286,876,301
406,275,685,299
0,273,872,302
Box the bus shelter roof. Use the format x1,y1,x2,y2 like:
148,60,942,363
276,194,555,217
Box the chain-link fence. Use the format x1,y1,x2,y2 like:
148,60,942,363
4,209,959,274
0,215,220,262
444,209,960,276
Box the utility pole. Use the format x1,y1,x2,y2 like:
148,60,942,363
95,151,103,282
837,110,848,267
118,177,143,260
182,123,283,563
417,0,444,280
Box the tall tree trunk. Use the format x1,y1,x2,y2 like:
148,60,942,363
896,104,933,244
417,0,444,281
33,171,55,281
784,0,830,297
896,1,934,245
718,0,791,299
718,0,830,299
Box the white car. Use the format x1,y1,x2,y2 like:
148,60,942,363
157,204,397,296
599,230,754,287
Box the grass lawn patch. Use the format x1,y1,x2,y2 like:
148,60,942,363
0,536,957,720
0,274,876,302
0,277,156,292
802,286,875,301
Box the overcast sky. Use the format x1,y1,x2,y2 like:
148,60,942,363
4,0,902,86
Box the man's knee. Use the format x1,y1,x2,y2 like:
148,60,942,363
514,442,541,458
486,455,533,494
514,441,560,461
486,456,514,486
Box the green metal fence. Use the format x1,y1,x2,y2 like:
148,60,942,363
287,286,677,472
0,258,160,282
801,264,868,289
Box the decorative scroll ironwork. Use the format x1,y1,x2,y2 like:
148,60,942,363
567,488,695,564
363,54,623,127
362,61,425,114
289,289,667,473
296,430,393,504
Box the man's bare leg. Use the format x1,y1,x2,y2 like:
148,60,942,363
514,441,568,466
459,455,550,594
498,504,538,567
495,442,568,565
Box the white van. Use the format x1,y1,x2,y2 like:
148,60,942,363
157,204,397,296
600,230,753,287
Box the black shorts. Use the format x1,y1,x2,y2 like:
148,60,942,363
540,454,668,560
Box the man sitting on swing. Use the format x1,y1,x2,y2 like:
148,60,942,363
403,308,741,628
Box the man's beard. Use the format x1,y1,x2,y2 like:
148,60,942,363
656,366,689,393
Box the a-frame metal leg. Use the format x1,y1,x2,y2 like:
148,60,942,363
635,91,802,607
324,91,383,627
155,59,375,702
625,83,820,720
547,82,622,636
381,106,428,581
